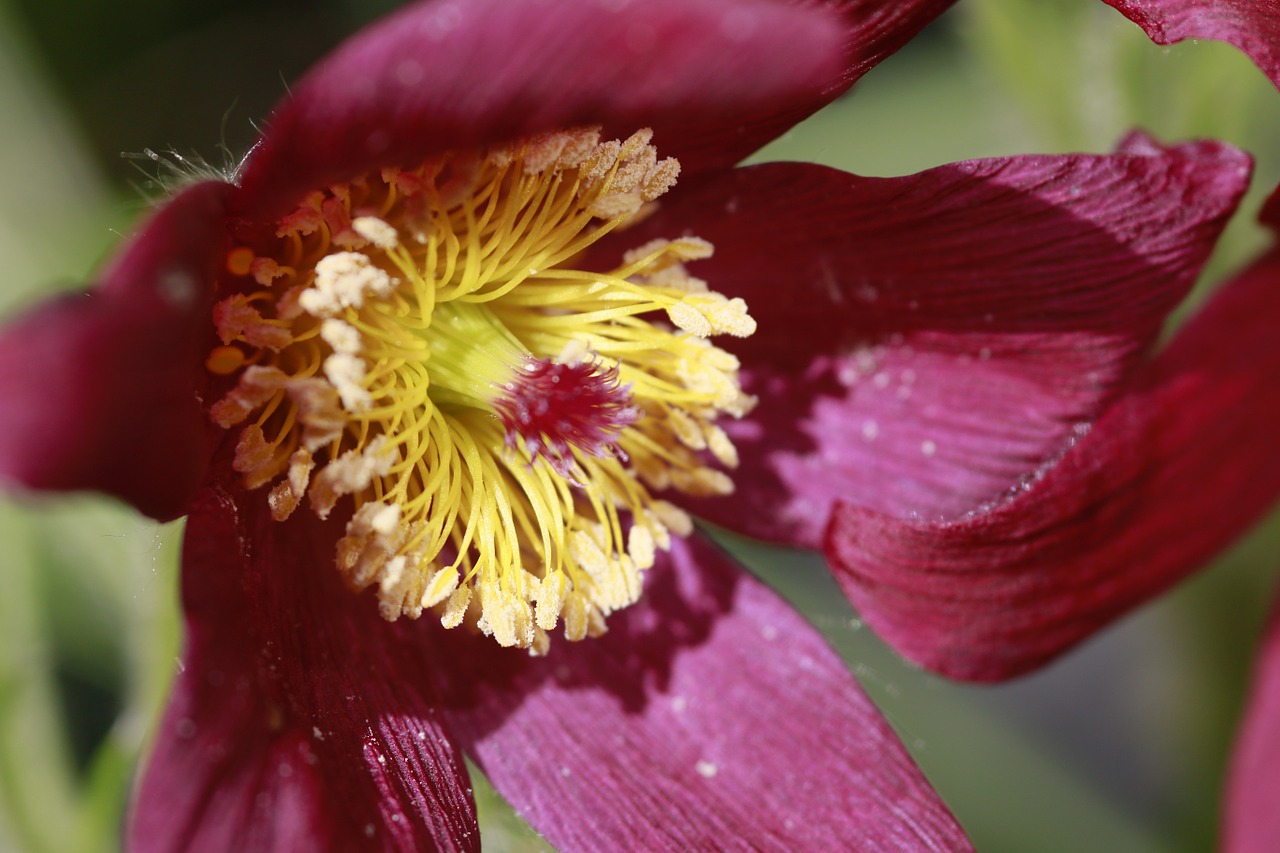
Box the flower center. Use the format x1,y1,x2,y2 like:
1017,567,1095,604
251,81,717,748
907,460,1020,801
206,128,755,652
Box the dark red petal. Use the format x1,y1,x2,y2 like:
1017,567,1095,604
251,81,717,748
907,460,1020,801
435,534,970,852
235,0,850,219
624,138,1249,547
824,245,1280,681
129,484,478,852
1224,597,1280,853
1104,0,1280,89
0,181,233,520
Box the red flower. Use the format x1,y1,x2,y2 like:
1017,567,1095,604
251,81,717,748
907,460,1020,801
824,3,1280,849
0,0,1253,849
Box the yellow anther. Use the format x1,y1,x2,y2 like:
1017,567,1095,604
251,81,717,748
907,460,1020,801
301,252,397,317
650,500,694,538
232,424,275,478
529,626,551,657
267,448,315,521
215,297,292,351
320,318,362,354
378,551,432,621
420,565,460,609
628,525,656,571
563,592,589,642
589,192,643,221
441,585,472,629
536,570,568,631
285,378,346,451
570,529,610,580
668,407,706,450
311,437,395,518
705,423,739,468
352,216,399,250
336,501,403,589
250,257,289,288
666,301,713,337
210,365,289,428
202,127,755,649
670,467,734,497
323,352,372,412
618,128,654,160
480,585,521,648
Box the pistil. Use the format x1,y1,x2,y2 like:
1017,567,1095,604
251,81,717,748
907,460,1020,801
205,127,755,651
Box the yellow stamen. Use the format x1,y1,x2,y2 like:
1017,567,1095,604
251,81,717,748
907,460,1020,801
204,127,755,651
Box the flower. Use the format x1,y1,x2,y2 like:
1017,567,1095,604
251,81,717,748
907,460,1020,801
820,3,1280,849
0,0,1254,849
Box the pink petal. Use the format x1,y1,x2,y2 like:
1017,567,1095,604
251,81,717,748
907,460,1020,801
130,482,478,851
0,181,233,520
622,137,1249,547
235,0,851,219
1224,598,1280,853
1104,0,1280,89
435,534,970,851
825,244,1280,681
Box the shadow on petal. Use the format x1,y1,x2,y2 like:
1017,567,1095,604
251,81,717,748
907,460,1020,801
435,533,971,851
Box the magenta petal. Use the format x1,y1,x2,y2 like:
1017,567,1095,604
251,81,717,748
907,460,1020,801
1224,598,1280,853
435,534,970,851
825,246,1280,681
0,181,233,520
236,0,850,218
631,139,1249,547
1104,0,1280,89
129,485,478,851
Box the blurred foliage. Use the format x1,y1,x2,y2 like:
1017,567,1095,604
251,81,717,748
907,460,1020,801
7,0,398,181
1,0,1279,851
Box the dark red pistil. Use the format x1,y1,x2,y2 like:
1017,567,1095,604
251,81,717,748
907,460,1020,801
493,356,640,477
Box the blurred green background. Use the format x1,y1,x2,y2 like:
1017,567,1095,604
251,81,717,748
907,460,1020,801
1,1,1278,850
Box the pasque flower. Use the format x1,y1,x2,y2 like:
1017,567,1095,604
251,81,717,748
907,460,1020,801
822,3,1280,850
0,0,1255,849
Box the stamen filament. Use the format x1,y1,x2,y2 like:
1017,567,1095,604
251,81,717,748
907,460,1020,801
205,127,752,649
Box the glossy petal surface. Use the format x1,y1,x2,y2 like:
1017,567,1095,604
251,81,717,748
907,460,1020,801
236,0,849,218
129,481,478,851
619,139,1249,547
1105,0,1280,89
0,181,232,519
436,534,970,852
826,246,1280,681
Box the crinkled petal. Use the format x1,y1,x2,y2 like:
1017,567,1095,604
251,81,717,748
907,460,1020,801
825,244,1280,681
129,483,478,851
1224,595,1280,853
235,0,850,218
434,534,970,852
1104,0,1280,90
621,136,1248,547
0,181,233,519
